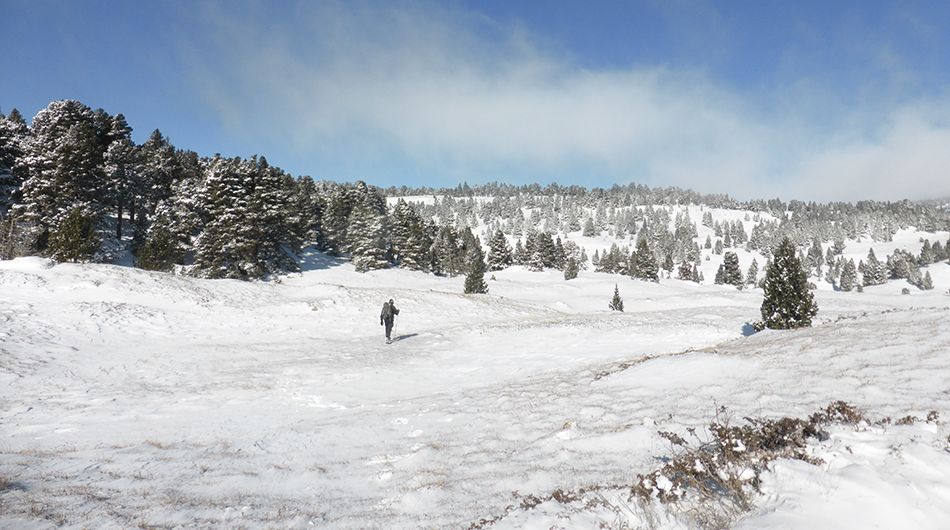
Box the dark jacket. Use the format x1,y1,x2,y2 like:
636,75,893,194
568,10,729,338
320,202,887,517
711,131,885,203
380,302,399,325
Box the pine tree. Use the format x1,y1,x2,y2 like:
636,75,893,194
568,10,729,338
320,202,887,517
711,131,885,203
15,100,108,255
137,129,179,219
745,258,759,286
563,257,579,280
192,157,256,278
760,238,818,329
527,249,545,271
389,199,430,270
512,238,528,265
191,156,302,278
136,226,183,271
0,108,28,173
631,238,659,281
582,217,597,237
662,252,674,278
932,241,946,262
0,109,28,214
347,199,389,272
713,239,723,255
839,258,856,291
103,137,139,240
719,251,743,286
677,260,693,281
463,243,489,294
321,184,355,255
609,284,624,311
921,271,933,290
554,236,567,269
487,229,512,270
805,237,824,275
919,239,934,265
863,248,888,286
47,206,100,262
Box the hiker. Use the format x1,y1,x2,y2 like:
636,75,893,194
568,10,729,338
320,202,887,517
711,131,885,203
380,299,400,343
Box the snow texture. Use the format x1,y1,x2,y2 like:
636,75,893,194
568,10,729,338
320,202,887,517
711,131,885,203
1,250,950,528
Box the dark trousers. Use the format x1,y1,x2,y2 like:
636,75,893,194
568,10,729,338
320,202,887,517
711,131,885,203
384,318,394,340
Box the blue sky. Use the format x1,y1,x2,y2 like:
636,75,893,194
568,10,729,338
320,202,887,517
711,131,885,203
3,0,950,200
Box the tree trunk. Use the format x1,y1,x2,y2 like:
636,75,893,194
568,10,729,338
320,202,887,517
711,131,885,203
116,200,123,239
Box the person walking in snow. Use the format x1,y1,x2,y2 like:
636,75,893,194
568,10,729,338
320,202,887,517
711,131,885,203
380,299,400,343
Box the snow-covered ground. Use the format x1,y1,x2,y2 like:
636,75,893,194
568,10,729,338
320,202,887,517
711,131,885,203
1,254,950,528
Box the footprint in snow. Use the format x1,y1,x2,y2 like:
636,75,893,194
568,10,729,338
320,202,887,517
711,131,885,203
392,417,408,425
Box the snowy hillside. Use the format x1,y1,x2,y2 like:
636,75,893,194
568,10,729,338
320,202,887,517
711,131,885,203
2,254,950,528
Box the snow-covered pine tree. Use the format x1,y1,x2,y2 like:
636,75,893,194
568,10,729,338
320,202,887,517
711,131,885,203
932,240,946,262
563,257,579,280
886,250,913,280
0,109,28,215
103,136,139,241
487,229,512,270
347,198,389,273
320,184,355,255
15,100,111,258
431,226,465,276
631,237,659,281
609,284,624,311
839,258,856,291
244,156,301,276
192,156,252,278
463,242,488,294
921,271,933,290
824,246,836,267
582,217,597,237
662,252,674,278
704,235,712,249
388,198,414,265
527,249,545,271
745,258,759,286
389,199,431,270
863,248,888,286
713,239,723,255
760,238,818,329
919,239,934,265
832,239,846,255
823,257,837,285
289,177,324,249
719,251,743,286
677,260,693,281
191,155,303,278
554,236,567,269
137,129,179,218
512,238,528,266
805,237,824,276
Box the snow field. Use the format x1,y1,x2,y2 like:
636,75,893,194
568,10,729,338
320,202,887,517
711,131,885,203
1,254,950,528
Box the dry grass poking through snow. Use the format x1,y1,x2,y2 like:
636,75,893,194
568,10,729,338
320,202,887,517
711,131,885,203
472,401,942,530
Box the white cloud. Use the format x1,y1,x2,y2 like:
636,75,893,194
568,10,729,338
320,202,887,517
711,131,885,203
181,1,950,201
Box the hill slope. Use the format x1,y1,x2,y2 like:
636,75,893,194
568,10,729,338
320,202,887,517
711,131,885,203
1,256,949,528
